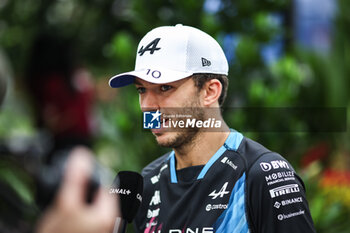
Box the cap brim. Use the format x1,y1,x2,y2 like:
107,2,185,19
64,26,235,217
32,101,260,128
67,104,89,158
109,68,193,88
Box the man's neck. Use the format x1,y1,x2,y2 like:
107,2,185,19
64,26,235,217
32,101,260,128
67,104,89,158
173,123,230,170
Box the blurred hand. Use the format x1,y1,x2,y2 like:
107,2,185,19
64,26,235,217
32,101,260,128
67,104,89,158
36,147,118,233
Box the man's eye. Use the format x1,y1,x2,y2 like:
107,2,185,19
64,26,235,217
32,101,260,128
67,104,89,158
160,85,172,92
136,87,146,94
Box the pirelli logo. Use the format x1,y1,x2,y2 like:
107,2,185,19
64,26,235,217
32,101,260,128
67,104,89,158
269,184,300,198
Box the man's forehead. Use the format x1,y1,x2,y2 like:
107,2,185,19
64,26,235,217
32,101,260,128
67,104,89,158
134,77,191,86
134,78,154,85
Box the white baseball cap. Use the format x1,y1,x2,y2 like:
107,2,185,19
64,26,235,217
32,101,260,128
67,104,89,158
109,24,228,88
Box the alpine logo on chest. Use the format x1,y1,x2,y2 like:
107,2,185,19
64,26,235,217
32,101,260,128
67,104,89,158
209,182,230,199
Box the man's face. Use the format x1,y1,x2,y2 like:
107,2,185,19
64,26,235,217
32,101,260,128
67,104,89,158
135,77,205,148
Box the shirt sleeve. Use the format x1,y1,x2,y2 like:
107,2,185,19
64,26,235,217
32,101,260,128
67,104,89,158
245,152,316,233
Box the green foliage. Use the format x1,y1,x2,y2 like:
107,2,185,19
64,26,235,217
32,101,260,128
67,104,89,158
304,175,350,233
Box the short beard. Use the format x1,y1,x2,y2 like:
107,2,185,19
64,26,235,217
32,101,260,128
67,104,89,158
155,99,205,150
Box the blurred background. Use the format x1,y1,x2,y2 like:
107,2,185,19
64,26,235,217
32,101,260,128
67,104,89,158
0,0,349,232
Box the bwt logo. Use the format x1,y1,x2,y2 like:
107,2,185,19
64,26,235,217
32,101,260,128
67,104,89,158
143,110,161,129
260,160,290,172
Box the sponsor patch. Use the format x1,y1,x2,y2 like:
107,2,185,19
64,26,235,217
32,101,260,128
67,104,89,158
265,171,295,186
277,210,305,221
147,208,160,218
274,197,302,209
109,188,131,195
269,184,300,198
209,182,229,199
206,204,228,212
281,197,303,206
260,160,290,172
221,157,238,170
274,201,282,209
150,190,161,205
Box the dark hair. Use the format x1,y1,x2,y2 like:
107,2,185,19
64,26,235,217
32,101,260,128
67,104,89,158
191,73,229,106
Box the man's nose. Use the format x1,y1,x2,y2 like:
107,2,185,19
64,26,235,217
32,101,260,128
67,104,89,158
140,92,160,112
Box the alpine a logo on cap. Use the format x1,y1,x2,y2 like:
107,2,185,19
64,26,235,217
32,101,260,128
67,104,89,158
138,38,161,56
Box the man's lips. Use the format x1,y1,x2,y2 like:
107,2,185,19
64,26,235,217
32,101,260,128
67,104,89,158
151,118,169,134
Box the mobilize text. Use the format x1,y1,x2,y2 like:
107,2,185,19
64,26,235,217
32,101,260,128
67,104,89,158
265,171,295,186
265,171,294,182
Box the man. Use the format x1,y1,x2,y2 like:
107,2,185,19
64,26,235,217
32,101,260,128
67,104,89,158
109,24,316,233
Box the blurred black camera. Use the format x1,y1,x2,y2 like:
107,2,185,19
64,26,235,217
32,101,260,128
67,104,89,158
0,142,113,210
34,148,113,210
0,141,115,233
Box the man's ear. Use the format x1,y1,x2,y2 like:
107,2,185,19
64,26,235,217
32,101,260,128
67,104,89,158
203,79,222,107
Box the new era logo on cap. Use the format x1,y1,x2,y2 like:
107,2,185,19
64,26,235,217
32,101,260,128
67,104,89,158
201,57,211,67
109,24,228,88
